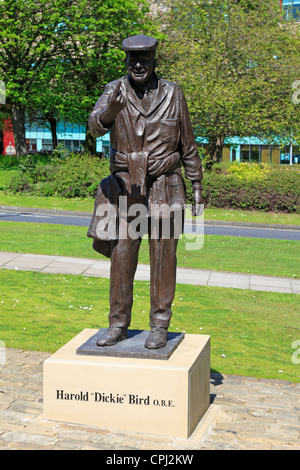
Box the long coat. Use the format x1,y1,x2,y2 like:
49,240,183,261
87,75,203,257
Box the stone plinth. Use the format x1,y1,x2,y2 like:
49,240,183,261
43,329,210,439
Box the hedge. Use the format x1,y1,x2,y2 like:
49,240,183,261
8,152,111,199
6,155,300,213
200,163,300,213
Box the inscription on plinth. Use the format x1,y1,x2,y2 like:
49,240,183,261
43,329,210,439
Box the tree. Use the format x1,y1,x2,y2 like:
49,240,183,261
158,0,300,168
0,0,78,155
0,0,159,156
50,0,161,154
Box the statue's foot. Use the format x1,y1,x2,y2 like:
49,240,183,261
145,326,168,349
96,327,127,347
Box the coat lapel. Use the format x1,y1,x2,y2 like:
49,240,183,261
146,78,167,117
125,76,168,118
125,77,146,116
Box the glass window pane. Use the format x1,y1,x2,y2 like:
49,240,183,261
241,145,250,162
250,145,259,162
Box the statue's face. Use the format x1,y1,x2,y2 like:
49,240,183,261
126,51,155,86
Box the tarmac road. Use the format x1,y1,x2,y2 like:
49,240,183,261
0,209,300,240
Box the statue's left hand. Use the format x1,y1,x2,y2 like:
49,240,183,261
192,189,204,216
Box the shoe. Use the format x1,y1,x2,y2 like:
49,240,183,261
145,327,168,349
96,327,127,347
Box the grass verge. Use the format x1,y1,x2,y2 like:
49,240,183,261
0,221,299,278
0,269,299,382
0,191,94,213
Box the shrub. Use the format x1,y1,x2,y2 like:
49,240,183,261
7,152,111,199
201,164,300,213
9,174,34,194
52,153,110,198
226,162,272,181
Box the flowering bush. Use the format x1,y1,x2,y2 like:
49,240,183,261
226,162,272,181
199,163,300,213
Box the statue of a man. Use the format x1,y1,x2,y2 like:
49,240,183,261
88,35,203,349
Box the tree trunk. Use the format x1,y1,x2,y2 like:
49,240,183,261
84,121,96,155
11,104,27,156
206,135,225,170
47,116,58,150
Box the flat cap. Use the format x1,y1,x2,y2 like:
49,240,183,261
122,35,158,52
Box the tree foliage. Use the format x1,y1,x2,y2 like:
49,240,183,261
158,0,300,167
0,0,159,155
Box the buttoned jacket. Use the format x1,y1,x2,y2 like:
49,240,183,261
88,75,203,255
89,75,202,192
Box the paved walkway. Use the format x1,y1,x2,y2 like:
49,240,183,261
1,251,299,294
0,347,299,450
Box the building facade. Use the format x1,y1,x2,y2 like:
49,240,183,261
282,0,300,19
2,120,110,157
24,121,110,156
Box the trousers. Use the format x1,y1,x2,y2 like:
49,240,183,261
108,215,181,329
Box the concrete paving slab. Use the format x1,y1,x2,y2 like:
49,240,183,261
249,285,293,294
208,271,250,289
42,262,92,275
250,274,293,293
3,260,53,270
52,256,95,264
176,268,212,285
290,279,300,294
0,252,22,265
291,285,300,294
250,275,292,288
1,253,56,270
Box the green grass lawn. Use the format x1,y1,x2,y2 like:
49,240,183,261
0,221,299,278
0,169,19,190
204,207,300,226
1,269,299,383
0,191,95,213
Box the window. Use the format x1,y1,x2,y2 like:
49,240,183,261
241,145,250,162
26,139,37,152
250,145,259,162
292,1,300,18
280,145,292,164
103,145,110,157
58,140,84,152
283,0,300,19
42,139,53,151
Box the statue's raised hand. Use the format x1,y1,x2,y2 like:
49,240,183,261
107,80,126,117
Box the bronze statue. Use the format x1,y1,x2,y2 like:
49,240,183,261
88,35,203,349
